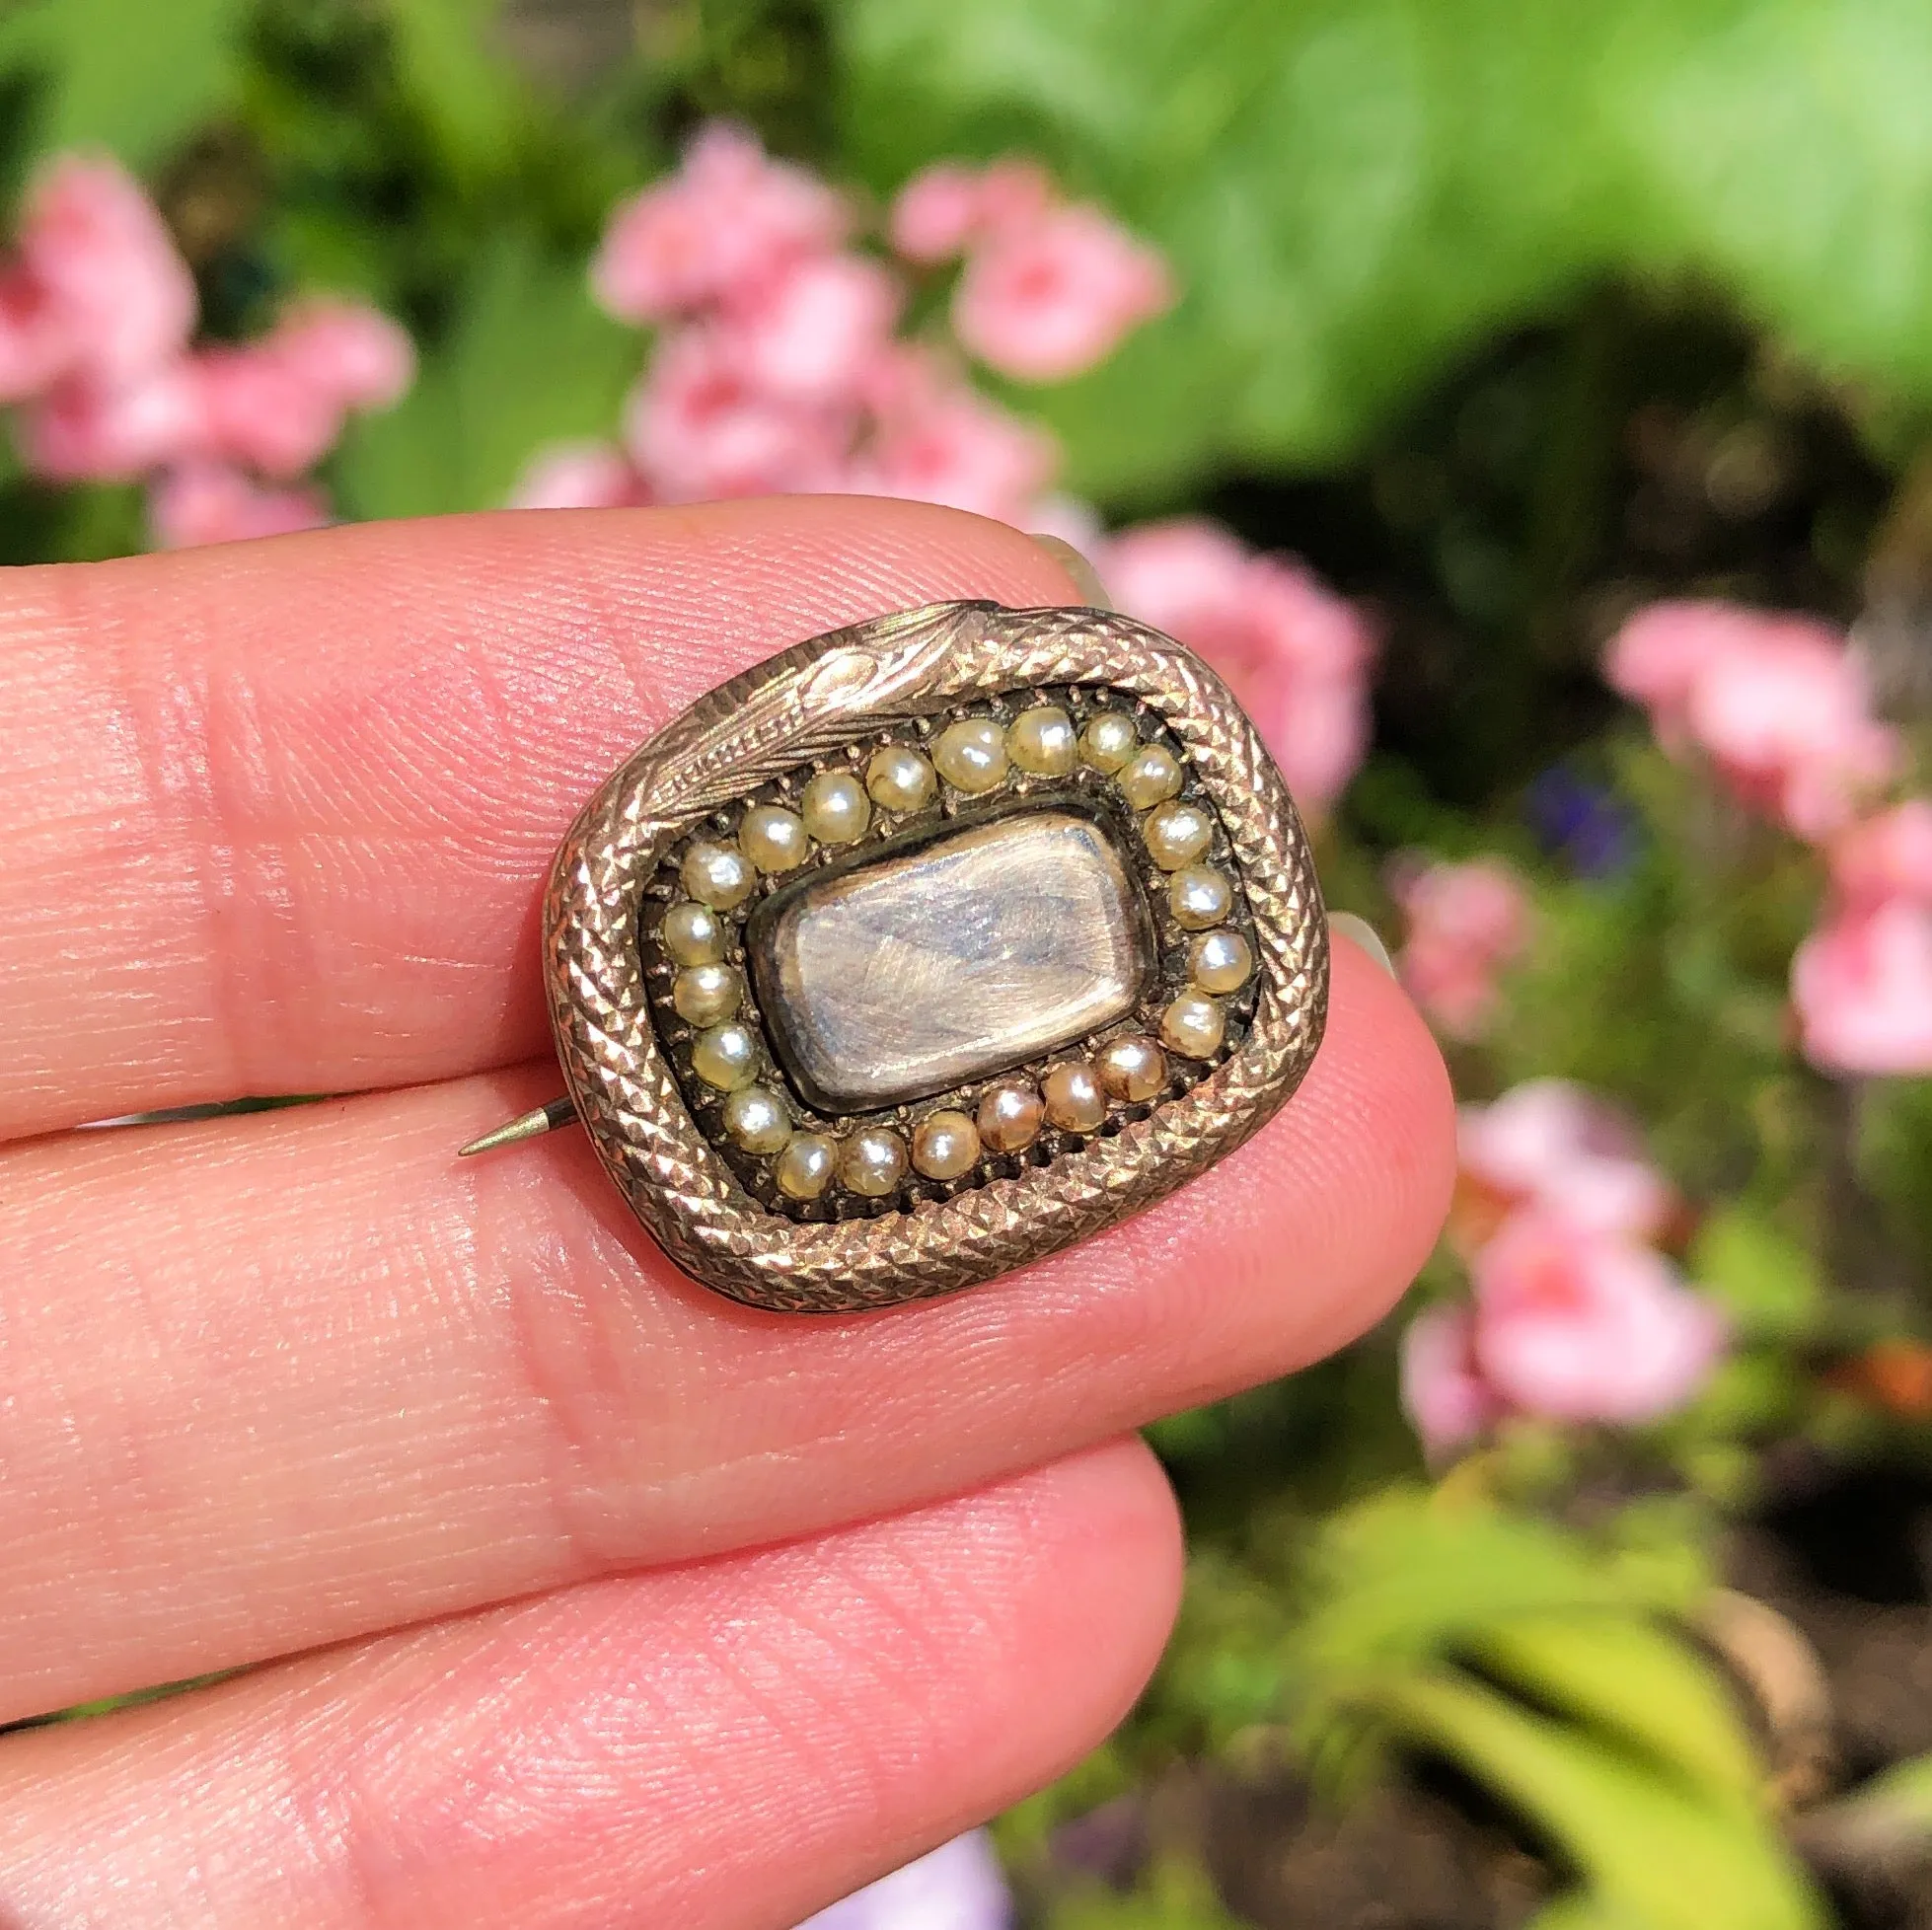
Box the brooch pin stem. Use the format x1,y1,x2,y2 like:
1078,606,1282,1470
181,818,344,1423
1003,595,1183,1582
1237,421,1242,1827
457,1095,578,1157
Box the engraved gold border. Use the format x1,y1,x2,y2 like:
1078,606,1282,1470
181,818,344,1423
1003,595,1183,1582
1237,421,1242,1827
541,601,1328,1311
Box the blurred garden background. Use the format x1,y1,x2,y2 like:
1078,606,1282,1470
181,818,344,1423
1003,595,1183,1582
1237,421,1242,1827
10,2,1932,1926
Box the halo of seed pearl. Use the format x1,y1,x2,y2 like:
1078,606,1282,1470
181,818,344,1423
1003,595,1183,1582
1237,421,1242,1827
658,696,1252,1207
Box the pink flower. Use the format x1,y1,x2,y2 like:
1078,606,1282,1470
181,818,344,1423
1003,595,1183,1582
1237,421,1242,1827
720,252,900,405
266,299,415,411
886,158,1054,266
509,440,645,510
188,301,412,478
1792,900,1932,1076
1457,1078,1673,1242
1386,855,1531,1040
0,264,69,402
148,463,328,549
1103,518,1375,814
191,343,345,478
1470,1212,1726,1425
889,164,987,264
1829,800,1932,911
17,364,205,481
1605,601,1900,840
952,201,1172,384
1690,635,1898,841
859,351,1056,523
17,154,195,385
1603,600,1764,741
624,324,846,501
591,124,847,324
974,160,1055,236
1400,1303,1506,1461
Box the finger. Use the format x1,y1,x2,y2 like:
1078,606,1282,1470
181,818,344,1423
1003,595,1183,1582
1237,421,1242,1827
0,935,1449,1722
0,1442,1180,1930
0,500,1080,1139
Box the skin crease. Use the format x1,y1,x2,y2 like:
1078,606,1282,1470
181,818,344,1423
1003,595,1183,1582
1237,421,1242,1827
0,1445,1185,1930
0,500,1455,1928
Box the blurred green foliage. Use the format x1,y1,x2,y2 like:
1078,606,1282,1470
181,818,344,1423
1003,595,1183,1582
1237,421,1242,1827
835,0,1932,499
0,0,247,168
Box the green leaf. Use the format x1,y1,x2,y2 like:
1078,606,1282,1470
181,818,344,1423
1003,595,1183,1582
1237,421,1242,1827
0,0,247,166
833,0,1932,496
1855,1076,1932,1274
1686,1204,1822,1342
1527,1893,1649,1930
331,235,638,522
1291,1490,1703,1691
380,0,529,186
1381,1670,1824,1930
1472,1610,1763,1807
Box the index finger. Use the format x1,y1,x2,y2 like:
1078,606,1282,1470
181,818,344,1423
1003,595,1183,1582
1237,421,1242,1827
0,498,1082,1139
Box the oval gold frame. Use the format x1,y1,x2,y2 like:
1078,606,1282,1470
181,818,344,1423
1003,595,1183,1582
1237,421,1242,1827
541,600,1328,1311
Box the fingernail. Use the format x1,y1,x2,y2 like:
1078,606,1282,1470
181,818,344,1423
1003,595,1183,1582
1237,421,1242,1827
1030,534,1113,610
1331,912,1396,977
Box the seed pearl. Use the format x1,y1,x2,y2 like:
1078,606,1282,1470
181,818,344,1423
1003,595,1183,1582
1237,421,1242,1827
932,716,1009,793
800,769,871,845
1169,864,1233,930
738,803,809,873
865,743,937,814
691,1021,760,1091
912,1108,981,1180
978,1081,1044,1153
1160,990,1226,1060
775,1132,837,1200
672,962,741,1026
681,840,755,910
1117,744,1184,810
1095,1034,1167,1103
1144,799,1215,871
1190,928,1254,995
1079,711,1139,773
722,1084,792,1154
1042,1061,1107,1133
660,901,725,966
839,1127,909,1197
1008,705,1077,777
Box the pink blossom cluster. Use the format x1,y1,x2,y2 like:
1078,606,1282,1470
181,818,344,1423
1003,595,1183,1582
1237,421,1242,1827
1385,854,1532,1040
891,157,1171,383
525,124,1168,526
517,126,1376,812
1607,600,1932,1077
1793,799,1932,1075
0,154,413,547
1401,1080,1724,1461
1605,601,1899,842
1101,519,1375,816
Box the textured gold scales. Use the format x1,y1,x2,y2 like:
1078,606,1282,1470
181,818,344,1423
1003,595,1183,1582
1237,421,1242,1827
540,601,1327,1312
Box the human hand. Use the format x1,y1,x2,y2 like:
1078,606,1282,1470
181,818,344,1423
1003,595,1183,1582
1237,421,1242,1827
0,500,1453,1928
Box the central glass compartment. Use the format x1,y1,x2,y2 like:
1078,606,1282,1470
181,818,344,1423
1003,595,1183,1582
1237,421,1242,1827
746,797,1156,1114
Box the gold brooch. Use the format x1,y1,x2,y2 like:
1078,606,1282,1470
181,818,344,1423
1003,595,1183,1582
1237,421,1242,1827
461,601,1328,1311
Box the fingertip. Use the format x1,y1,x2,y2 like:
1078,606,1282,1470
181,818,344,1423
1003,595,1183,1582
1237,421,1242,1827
1012,1436,1185,1677
1261,932,1457,1353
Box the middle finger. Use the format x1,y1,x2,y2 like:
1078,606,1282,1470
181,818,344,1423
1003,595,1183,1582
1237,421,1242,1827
0,940,1449,1724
